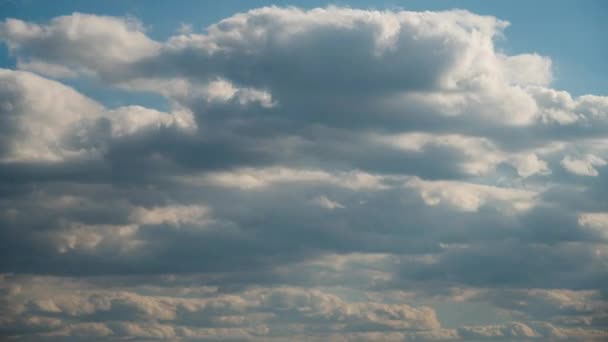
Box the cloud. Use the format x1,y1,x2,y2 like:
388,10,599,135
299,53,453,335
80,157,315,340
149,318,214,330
194,167,388,191
377,132,551,177
458,321,539,339
311,196,345,210
561,154,606,176
0,13,159,77
0,68,102,161
0,276,447,340
578,212,608,239
4,275,606,341
405,177,538,212
49,223,140,254
0,69,195,162
1,5,608,341
130,204,211,227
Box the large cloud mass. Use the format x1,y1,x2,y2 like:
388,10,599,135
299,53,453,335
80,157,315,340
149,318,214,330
0,6,607,341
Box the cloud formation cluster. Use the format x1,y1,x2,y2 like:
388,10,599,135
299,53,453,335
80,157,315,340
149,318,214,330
1,6,607,341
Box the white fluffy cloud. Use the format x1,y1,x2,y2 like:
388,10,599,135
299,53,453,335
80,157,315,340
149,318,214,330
561,154,606,176
405,177,538,212
0,68,102,161
0,13,159,77
0,69,195,162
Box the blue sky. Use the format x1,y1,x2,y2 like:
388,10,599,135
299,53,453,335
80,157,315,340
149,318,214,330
1,2,607,341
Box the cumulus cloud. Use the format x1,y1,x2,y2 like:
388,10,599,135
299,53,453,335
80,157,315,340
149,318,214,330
0,69,195,162
578,212,608,239
405,177,538,212
1,5,608,341
561,154,606,176
311,196,345,210
0,13,159,77
0,276,447,340
0,68,102,161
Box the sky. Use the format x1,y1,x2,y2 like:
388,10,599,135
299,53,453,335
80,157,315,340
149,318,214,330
0,1,607,341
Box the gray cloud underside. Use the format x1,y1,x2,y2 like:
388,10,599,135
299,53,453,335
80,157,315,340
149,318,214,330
1,6,607,341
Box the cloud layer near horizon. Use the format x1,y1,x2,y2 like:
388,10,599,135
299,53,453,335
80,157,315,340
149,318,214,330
1,6,607,341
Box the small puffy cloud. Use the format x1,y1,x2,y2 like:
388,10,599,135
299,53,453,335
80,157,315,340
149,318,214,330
508,153,551,178
561,154,606,176
405,177,538,212
0,13,159,77
311,196,345,210
578,212,608,239
129,205,211,227
202,79,275,108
